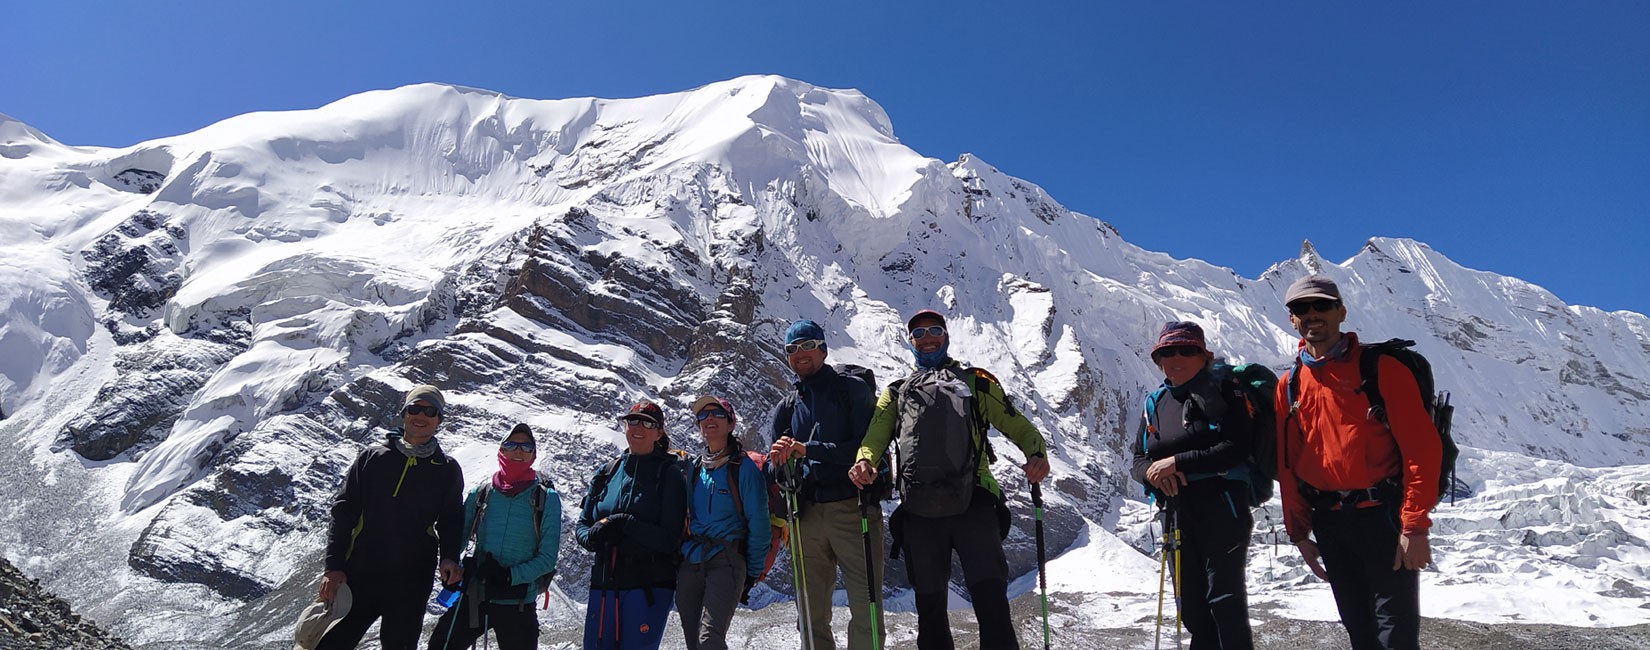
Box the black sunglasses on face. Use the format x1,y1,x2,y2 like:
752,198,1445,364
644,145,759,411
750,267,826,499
500,441,536,453
623,417,661,430
784,339,824,354
695,409,731,422
909,326,947,339
403,404,442,418
1288,299,1340,316
1153,345,1204,359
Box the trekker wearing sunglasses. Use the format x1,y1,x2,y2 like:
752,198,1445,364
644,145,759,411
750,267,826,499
850,309,1050,650
1275,276,1441,650
1131,321,1256,649
676,396,770,650
577,400,689,650
768,318,884,650
315,385,465,650
427,423,562,650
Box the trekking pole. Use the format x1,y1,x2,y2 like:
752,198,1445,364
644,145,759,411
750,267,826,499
1031,482,1050,650
1170,506,1183,647
1153,506,1168,650
858,488,883,650
783,457,815,650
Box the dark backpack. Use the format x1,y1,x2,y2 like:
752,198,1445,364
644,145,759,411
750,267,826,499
470,475,558,608
890,366,997,519
1286,338,1460,505
1140,363,1278,507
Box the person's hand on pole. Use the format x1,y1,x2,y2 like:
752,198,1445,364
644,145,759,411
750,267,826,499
848,459,878,488
1023,455,1050,484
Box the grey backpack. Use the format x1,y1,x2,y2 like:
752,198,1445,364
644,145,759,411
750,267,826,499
892,366,991,518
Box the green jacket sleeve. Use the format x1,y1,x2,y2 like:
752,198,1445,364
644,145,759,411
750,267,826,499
976,372,1047,458
855,387,899,465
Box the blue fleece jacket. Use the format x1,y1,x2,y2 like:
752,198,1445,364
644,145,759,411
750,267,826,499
462,479,562,605
681,454,771,578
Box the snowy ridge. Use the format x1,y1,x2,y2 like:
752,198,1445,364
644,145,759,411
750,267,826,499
0,77,1646,645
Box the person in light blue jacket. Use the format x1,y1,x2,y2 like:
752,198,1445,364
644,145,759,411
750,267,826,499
676,396,771,650
427,423,561,650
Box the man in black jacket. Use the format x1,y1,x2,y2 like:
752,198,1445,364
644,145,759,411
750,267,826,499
1131,322,1255,650
317,385,465,650
768,319,883,650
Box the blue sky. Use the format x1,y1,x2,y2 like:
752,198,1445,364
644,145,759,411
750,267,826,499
7,2,1648,313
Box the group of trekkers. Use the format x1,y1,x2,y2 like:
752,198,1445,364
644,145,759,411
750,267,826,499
298,274,1445,650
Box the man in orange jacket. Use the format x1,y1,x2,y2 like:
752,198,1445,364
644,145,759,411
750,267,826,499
1273,275,1441,650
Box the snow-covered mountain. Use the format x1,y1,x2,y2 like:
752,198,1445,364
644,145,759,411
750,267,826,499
2,76,1647,647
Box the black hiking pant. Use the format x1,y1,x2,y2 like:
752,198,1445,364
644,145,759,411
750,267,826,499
1313,500,1420,650
1170,480,1254,650
426,600,539,650
900,489,1017,650
318,573,432,650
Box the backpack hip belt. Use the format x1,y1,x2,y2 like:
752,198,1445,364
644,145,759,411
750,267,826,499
1300,476,1401,511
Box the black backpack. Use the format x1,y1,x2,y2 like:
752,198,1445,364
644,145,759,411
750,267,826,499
1286,338,1460,505
889,366,999,519
1140,364,1278,506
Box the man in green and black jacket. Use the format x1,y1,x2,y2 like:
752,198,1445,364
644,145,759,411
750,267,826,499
850,309,1050,650
317,384,465,650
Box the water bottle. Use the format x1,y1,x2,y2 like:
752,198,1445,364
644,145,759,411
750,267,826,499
435,582,462,609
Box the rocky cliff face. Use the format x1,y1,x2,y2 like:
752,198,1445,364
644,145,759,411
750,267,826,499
0,557,131,650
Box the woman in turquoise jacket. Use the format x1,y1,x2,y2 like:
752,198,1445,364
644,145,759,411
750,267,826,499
676,396,771,650
428,424,562,650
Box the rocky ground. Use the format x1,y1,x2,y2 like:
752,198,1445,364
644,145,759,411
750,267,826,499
0,557,130,650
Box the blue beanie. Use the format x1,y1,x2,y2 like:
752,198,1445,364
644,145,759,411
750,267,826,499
785,319,826,345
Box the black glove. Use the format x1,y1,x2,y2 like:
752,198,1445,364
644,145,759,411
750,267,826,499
740,575,758,605
479,555,512,585
586,513,634,549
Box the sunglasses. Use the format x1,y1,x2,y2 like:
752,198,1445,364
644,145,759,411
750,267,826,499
909,326,947,339
1288,299,1340,316
695,409,731,422
622,417,661,430
500,441,536,453
403,404,442,418
1153,345,1204,359
784,339,824,354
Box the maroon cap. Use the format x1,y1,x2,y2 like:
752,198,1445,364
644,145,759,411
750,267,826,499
618,400,664,426
1150,321,1208,355
906,309,947,331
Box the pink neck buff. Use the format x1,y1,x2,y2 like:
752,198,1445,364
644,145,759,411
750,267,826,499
493,453,538,496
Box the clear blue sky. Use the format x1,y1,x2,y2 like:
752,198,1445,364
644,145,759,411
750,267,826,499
8,2,1648,313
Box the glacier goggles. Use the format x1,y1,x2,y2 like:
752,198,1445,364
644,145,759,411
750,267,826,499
1288,299,1340,316
402,404,442,418
695,408,731,422
784,339,824,354
909,326,947,340
622,416,661,430
499,440,536,453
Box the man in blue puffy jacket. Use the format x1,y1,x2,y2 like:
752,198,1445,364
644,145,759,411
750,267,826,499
427,423,561,650
677,396,770,650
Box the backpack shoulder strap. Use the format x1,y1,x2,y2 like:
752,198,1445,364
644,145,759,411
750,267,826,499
958,366,998,463
531,481,547,545
467,483,492,548
727,451,748,537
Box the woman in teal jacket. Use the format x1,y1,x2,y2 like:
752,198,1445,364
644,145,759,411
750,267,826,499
428,424,562,650
676,396,771,650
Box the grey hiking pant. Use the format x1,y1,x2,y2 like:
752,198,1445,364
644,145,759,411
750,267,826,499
676,546,746,650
